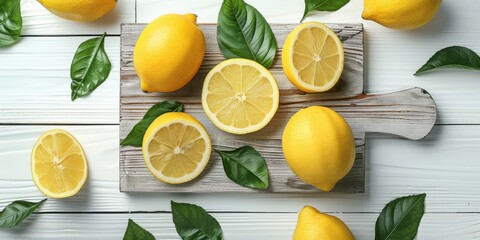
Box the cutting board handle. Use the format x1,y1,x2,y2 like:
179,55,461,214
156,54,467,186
338,87,437,140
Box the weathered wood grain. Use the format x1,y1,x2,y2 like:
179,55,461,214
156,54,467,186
120,23,365,193
120,24,436,193
121,137,365,193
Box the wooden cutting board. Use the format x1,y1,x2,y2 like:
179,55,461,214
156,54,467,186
119,23,436,193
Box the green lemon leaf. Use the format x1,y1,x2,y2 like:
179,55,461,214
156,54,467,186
415,46,480,75
171,201,222,240
215,146,269,189
0,199,47,228
123,219,155,240
301,0,350,22
217,0,277,68
120,100,184,147
0,0,22,47
375,194,426,240
70,32,112,101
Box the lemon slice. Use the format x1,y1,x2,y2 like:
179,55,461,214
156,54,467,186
202,59,280,135
142,112,211,184
282,22,344,93
31,129,88,198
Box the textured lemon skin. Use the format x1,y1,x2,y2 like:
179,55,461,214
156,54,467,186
37,0,117,22
142,112,211,184
282,106,355,192
31,129,88,199
134,14,206,93
282,22,344,93
293,206,355,240
362,0,442,30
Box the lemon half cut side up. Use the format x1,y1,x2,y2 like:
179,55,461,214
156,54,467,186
282,22,345,93
142,112,212,184
202,59,280,135
31,129,88,198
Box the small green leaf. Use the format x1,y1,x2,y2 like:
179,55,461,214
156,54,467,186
215,146,269,189
375,194,426,240
0,0,22,47
70,32,111,101
120,100,184,147
0,199,47,228
301,0,350,22
217,0,277,68
415,46,480,75
171,201,222,240
123,219,155,240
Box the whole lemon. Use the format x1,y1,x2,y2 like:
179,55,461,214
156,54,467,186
362,0,442,30
282,106,355,192
134,14,206,93
293,206,355,240
37,0,117,22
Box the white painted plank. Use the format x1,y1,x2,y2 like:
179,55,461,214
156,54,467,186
138,0,480,124
0,37,119,124
1,125,480,213
0,212,476,239
21,0,135,35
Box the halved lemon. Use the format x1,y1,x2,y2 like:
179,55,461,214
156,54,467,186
142,112,211,184
31,129,88,198
282,22,344,93
202,59,280,135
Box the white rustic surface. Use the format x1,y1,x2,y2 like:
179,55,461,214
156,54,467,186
1,0,480,239
0,37,120,124
0,213,478,239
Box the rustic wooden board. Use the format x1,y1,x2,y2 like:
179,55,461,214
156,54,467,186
120,23,436,193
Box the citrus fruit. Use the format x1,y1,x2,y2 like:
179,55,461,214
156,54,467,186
142,112,211,184
293,206,355,240
282,22,344,93
362,0,442,30
202,58,280,135
282,106,355,192
37,0,117,22
31,129,88,198
134,14,206,92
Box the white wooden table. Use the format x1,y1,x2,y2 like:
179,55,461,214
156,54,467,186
1,0,479,239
